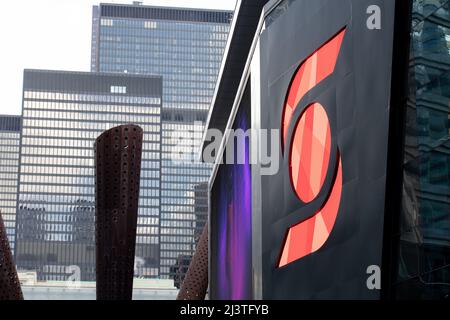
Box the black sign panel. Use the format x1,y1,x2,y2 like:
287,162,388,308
260,0,400,299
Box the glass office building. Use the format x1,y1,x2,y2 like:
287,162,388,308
0,115,21,253
15,70,162,281
391,0,450,298
91,3,232,277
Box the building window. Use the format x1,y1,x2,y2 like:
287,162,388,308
110,86,127,94
100,18,114,27
144,21,157,29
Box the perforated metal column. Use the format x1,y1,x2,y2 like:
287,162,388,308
177,224,208,300
95,125,143,300
0,211,23,300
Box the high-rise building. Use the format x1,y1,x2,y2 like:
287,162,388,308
15,69,162,281
0,115,21,253
91,3,233,277
391,0,450,299
193,182,208,244
169,181,208,288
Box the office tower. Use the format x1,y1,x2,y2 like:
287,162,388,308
15,69,162,281
392,0,450,298
169,181,208,288
91,3,232,277
0,115,21,253
193,182,208,245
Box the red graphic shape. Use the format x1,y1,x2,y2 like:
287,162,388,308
282,29,346,147
290,103,331,203
278,157,342,267
278,29,346,268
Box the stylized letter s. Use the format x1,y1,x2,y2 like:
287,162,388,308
278,29,346,268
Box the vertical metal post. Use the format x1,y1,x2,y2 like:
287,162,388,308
0,211,23,300
95,125,143,300
177,224,209,300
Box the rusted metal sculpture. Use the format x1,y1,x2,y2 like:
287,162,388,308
95,125,143,300
177,224,209,300
0,210,24,300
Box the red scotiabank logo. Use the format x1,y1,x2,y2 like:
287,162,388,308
278,29,346,268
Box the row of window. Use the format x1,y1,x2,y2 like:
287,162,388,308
18,184,161,200
0,152,19,160
22,118,161,132
20,212,88,222
160,252,192,262
0,159,19,167
18,167,161,184
21,128,161,140
99,40,225,60
162,123,205,132
21,146,160,158
100,54,222,70
21,157,94,167
101,58,221,75
19,166,94,176
161,93,214,103
160,220,194,228
160,205,196,213
164,137,204,147
160,228,194,236
18,174,161,188
24,106,160,118
161,174,210,184
161,183,202,190
101,18,229,33
24,91,161,105
162,160,212,169
137,217,159,225
22,137,161,149
161,198,195,205
0,142,20,149
160,243,192,251
136,236,159,245
0,168,19,174
136,226,159,235
0,132,20,139
161,167,210,176
18,194,94,203
161,145,200,155
101,17,229,33
100,37,228,53
3,221,15,228
0,180,18,187
0,201,16,209
17,202,159,218
100,28,228,44
0,193,17,201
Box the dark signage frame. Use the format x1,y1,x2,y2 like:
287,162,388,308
258,0,411,299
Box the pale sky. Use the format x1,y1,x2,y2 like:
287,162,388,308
0,0,237,116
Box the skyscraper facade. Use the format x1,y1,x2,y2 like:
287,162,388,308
15,70,162,281
0,115,21,253
91,3,232,277
390,0,450,298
